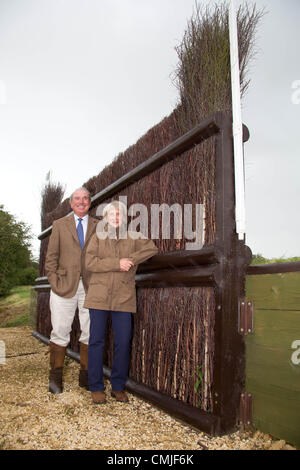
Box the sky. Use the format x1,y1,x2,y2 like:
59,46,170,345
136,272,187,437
0,0,299,260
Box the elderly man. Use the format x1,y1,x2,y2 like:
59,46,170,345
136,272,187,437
45,187,98,394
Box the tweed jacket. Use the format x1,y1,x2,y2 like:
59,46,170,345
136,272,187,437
45,214,98,298
83,231,158,313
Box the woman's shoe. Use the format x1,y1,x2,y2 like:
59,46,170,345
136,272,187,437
111,390,129,403
91,391,106,404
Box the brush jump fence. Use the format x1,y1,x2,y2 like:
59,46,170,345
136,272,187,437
33,112,252,435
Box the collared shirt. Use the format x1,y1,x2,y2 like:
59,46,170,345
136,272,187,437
74,214,89,244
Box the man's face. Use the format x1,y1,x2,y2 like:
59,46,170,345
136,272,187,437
70,190,91,218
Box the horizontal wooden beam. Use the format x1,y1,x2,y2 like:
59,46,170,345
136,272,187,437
38,113,224,241
34,246,221,290
247,261,300,275
121,374,221,435
34,251,220,291
34,276,49,284
33,266,218,291
138,246,218,272
136,265,218,287
89,115,221,207
32,330,221,435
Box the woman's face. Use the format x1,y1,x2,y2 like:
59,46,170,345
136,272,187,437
107,207,123,228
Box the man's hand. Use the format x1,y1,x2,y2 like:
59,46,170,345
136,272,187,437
120,258,134,272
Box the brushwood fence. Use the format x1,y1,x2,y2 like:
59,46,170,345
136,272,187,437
33,112,252,435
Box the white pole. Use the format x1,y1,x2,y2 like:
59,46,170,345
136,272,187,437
229,0,246,241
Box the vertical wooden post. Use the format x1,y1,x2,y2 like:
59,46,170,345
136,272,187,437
212,114,246,433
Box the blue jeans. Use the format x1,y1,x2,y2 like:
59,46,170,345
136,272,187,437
88,309,132,392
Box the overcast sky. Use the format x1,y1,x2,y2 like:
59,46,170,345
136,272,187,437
0,0,299,259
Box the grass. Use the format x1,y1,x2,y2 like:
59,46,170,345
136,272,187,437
251,255,300,266
0,285,33,328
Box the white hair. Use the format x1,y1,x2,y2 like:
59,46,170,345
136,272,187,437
70,187,91,203
103,200,127,220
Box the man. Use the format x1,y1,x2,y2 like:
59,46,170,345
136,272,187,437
45,187,98,394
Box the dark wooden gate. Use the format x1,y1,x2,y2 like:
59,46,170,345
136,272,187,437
33,112,252,435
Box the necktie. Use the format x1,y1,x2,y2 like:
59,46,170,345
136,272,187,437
77,218,84,249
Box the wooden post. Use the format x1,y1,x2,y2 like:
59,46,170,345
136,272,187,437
212,114,250,433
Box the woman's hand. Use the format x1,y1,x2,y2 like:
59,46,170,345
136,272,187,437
120,258,134,272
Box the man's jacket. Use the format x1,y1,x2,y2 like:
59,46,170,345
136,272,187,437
45,214,98,298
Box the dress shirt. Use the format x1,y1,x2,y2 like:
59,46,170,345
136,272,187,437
74,214,89,244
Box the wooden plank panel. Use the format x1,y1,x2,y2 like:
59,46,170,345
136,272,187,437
246,272,300,311
252,391,300,448
246,308,300,353
246,274,300,448
247,340,300,392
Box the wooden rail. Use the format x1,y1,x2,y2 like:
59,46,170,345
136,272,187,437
38,114,250,241
247,261,300,275
32,330,221,434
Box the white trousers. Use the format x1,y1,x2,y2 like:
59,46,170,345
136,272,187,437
50,280,90,347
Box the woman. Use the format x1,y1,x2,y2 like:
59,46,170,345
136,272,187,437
84,200,158,404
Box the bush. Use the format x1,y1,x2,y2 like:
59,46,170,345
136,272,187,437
0,205,35,297
16,266,38,286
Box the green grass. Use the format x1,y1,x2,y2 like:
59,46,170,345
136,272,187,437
3,313,30,328
0,285,32,328
251,255,300,266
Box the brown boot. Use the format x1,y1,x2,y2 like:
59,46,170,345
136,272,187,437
111,390,129,403
91,391,106,404
79,342,89,390
49,341,66,394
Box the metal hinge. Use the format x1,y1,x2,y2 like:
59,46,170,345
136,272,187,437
239,392,253,427
238,298,254,335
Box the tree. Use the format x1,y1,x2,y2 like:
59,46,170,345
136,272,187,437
0,205,37,296
40,171,65,230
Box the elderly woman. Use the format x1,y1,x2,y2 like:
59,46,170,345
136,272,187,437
84,200,158,404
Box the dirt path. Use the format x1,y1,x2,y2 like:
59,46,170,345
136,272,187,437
0,326,295,451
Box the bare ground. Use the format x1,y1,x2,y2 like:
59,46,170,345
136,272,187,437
0,326,296,451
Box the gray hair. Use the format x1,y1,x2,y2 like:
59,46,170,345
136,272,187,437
70,187,91,203
103,200,127,220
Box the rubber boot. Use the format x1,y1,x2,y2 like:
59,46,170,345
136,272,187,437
79,342,89,390
49,341,66,394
